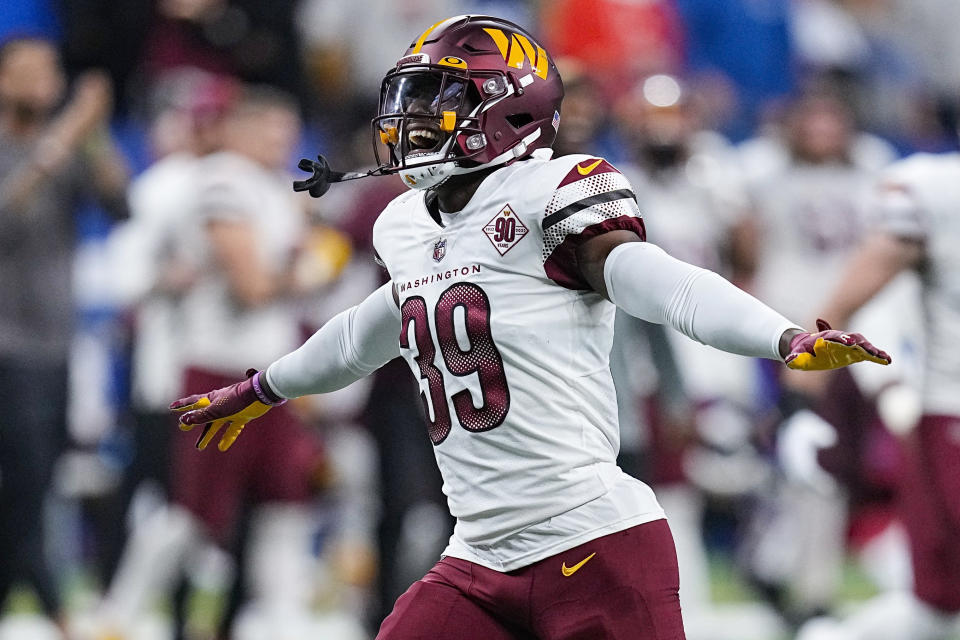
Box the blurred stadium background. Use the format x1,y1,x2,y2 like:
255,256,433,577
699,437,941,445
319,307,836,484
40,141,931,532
0,0,958,639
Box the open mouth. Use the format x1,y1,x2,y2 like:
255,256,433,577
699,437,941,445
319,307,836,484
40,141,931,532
407,125,445,153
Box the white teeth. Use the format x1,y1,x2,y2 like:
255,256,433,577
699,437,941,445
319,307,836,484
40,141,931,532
409,129,440,142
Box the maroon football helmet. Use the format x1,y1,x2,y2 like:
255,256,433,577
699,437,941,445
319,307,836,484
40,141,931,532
372,15,564,189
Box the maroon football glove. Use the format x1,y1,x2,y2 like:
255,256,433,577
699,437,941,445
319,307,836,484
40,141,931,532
170,369,285,451
785,319,892,371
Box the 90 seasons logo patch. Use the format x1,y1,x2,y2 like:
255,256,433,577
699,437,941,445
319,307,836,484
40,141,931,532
483,204,528,256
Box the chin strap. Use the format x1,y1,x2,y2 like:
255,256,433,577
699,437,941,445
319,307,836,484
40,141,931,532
293,155,385,198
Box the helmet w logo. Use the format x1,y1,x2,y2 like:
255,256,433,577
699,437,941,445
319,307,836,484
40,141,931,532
483,28,549,79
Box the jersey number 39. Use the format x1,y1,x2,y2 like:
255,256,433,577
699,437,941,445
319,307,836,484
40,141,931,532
400,282,511,445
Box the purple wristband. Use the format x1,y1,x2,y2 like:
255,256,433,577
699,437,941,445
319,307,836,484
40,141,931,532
251,371,286,406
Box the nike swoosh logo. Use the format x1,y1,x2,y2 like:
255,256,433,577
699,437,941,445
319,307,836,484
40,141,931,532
577,159,603,175
561,552,596,577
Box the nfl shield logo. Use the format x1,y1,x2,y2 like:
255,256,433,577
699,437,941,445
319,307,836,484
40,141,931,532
432,238,447,262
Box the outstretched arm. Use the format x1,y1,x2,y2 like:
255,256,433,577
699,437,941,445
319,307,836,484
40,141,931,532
171,283,401,451
265,282,401,397
577,231,889,368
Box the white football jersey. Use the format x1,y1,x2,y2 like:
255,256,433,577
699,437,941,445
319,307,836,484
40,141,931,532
619,134,758,405
372,150,664,571
109,152,199,409
873,152,960,415
749,161,877,321
179,151,307,374
621,131,750,275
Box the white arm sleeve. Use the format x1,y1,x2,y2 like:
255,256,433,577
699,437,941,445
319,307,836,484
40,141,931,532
264,283,401,398
603,242,800,361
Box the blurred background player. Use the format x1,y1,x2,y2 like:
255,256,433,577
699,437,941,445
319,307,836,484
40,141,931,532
103,67,235,584
89,69,236,640
0,34,129,631
617,73,756,283
95,84,345,640
610,72,765,640
735,82,911,628
549,59,617,160
797,148,960,640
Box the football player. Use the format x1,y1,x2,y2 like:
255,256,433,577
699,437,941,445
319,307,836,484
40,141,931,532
738,87,901,625
613,72,761,630
171,16,891,640
797,152,960,640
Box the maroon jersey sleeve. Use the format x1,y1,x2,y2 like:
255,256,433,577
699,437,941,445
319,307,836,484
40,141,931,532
541,158,646,289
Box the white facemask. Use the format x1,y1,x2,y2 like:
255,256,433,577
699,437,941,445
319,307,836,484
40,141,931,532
398,136,459,189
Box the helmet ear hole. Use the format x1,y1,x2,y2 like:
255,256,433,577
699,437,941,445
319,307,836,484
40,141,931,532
505,113,534,130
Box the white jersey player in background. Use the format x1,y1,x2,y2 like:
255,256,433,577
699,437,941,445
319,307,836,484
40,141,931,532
798,152,960,640
736,87,907,626
613,72,765,638
170,16,891,640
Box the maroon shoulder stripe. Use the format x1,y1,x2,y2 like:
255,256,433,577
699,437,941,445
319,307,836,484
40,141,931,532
544,215,647,289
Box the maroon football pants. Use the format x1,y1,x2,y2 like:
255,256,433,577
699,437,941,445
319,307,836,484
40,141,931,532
171,367,324,543
900,414,960,613
377,518,685,640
